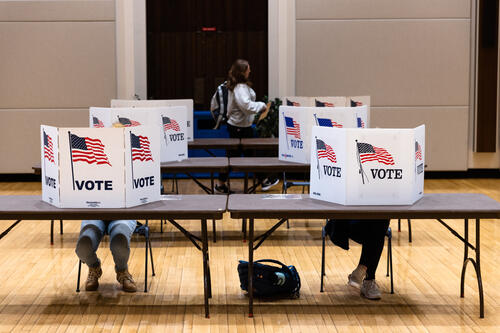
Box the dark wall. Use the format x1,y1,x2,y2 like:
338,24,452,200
147,0,268,110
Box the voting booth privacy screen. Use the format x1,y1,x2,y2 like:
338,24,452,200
41,125,161,208
279,106,363,164
111,99,194,141
90,107,187,162
284,95,371,127
309,125,425,205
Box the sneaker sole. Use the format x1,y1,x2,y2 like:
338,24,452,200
348,280,362,289
360,291,381,300
347,274,362,289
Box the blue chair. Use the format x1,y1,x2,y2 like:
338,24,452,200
76,220,155,292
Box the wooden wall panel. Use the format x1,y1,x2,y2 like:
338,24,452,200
296,20,470,107
0,109,89,173
0,22,116,109
0,0,114,21
372,107,469,171
296,0,470,19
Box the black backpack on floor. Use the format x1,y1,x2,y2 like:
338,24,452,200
237,259,301,298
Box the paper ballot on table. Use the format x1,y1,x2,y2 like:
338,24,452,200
279,106,358,164
111,99,194,141
309,125,425,205
41,126,161,208
89,107,187,162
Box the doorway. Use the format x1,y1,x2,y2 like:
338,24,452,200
146,0,268,110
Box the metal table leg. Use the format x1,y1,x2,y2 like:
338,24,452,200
201,218,210,318
460,218,484,318
248,218,254,317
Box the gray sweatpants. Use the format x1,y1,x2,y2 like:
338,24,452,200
75,220,136,272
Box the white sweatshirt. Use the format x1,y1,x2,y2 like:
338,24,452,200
227,83,266,128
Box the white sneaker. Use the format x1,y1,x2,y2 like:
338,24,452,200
361,279,382,300
261,178,279,191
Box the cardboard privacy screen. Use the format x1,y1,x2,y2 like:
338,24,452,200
309,125,425,205
90,106,187,162
111,99,194,141
284,96,370,128
41,125,161,208
279,106,358,164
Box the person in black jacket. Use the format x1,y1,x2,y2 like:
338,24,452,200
324,219,390,300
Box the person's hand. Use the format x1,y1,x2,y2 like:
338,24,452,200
258,102,272,123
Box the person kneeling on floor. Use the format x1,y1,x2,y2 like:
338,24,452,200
324,219,389,300
75,219,137,292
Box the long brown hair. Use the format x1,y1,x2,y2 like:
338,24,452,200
227,59,251,90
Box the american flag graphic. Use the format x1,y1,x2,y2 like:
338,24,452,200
131,133,153,162
162,116,180,132
317,117,343,128
70,134,111,166
415,141,422,160
357,142,395,165
351,99,363,107
118,117,141,127
92,116,104,128
286,99,300,106
316,99,334,107
43,131,55,163
357,117,365,128
284,116,301,139
316,139,337,163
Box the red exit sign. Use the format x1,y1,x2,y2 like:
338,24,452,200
202,27,217,32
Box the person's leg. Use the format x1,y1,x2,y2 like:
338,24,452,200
108,220,137,292
217,124,243,191
75,220,106,290
348,219,389,299
357,220,389,280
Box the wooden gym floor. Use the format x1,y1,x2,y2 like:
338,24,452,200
0,178,498,332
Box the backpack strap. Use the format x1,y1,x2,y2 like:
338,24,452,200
253,259,292,275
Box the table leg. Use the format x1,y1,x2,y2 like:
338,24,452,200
212,219,216,243
460,218,484,318
201,219,210,318
50,220,54,245
244,172,249,193
248,218,254,317
210,172,214,194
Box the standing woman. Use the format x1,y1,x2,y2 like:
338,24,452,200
215,59,277,193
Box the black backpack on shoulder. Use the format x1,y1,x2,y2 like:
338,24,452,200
237,259,301,298
210,81,229,129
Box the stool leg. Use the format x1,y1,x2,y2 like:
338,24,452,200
389,235,394,294
212,219,217,243
59,220,63,235
50,220,54,245
76,260,82,292
160,219,163,233
321,225,326,292
386,244,390,278
242,219,247,242
144,222,149,292
398,219,401,232
408,219,412,243
148,237,155,276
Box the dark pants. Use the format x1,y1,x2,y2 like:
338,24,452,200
348,220,389,280
218,124,255,183
327,219,389,280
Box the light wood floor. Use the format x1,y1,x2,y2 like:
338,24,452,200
0,178,498,332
